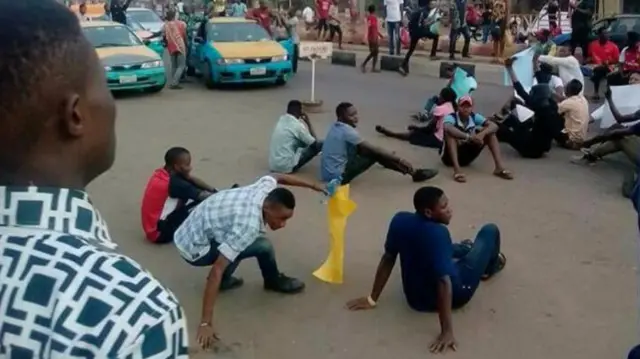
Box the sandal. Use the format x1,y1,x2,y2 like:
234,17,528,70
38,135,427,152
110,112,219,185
482,253,506,280
453,173,467,183
493,169,514,180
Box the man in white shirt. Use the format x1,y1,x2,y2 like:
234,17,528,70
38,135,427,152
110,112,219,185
538,46,585,93
269,100,323,173
384,0,402,55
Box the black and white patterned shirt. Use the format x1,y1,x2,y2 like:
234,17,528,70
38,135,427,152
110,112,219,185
0,186,189,358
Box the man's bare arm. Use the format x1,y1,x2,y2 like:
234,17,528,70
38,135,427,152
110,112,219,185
270,173,325,192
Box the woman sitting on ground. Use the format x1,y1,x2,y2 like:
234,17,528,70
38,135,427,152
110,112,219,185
499,57,563,158
442,96,513,183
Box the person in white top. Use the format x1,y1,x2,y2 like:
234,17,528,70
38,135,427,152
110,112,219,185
384,0,402,55
302,6,314,30
176,1,184,13
76,2,91,22
537,46,584,93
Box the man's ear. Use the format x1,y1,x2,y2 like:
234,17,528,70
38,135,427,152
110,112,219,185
62,93,85,138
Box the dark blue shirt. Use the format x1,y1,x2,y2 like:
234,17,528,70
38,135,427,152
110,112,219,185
384,212,461,312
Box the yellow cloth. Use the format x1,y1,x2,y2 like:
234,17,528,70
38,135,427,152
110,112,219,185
313,185,357,284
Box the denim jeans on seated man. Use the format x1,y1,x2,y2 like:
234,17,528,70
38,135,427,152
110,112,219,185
188,236,283,291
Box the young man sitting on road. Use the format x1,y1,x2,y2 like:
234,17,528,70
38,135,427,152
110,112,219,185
320,102,439,185
269,100,323,174
346,186,506,353
556,79,589,150
141,147,223,244
442,96,513,183
572,89,640,196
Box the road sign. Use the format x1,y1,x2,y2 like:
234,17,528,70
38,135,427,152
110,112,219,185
299,41,334,59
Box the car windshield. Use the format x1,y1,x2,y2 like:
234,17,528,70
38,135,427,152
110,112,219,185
207,22,271,42
83,25,143,48
128,9,162,23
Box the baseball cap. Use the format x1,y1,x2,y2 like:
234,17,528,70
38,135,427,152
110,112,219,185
458,95,473,106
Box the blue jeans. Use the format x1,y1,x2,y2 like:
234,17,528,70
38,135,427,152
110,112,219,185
481,24,491,43
187,237,280,284
448,26,471,57
386,21,401,55
452,223,501,308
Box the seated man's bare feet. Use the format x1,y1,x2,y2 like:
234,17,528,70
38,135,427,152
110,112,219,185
453,172,466,183
493,168,513,180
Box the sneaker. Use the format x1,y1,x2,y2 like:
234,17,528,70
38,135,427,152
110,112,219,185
264,273,305,294
411,168,439,182
220,276,244,291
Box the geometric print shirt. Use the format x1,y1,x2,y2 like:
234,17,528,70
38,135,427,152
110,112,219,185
0,186,188,358
174,176,277,263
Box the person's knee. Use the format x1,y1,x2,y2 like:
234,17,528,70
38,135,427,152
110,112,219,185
253,237,275,255
478,223,500,239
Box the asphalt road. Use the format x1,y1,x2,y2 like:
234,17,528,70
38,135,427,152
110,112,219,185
92,61,637,358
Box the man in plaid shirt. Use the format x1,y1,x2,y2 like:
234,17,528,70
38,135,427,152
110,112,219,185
174,173,327,350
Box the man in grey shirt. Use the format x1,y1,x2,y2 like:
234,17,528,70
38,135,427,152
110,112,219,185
320,102,439,184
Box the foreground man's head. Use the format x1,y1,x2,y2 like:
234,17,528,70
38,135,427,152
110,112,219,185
0,0,116,189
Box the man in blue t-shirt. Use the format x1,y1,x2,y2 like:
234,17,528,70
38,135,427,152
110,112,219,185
320,102,438,184
346,186,506,353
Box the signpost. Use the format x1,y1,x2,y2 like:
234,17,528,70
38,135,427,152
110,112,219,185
299,41,333,112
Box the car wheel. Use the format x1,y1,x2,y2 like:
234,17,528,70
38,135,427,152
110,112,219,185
202,60,216,89
275,74,288,86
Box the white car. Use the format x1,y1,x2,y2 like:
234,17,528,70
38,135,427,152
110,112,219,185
127,7,164,33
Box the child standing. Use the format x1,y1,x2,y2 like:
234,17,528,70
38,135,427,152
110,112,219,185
361,5,382,73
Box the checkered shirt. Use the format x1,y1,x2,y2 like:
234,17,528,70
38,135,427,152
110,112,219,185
174,175,277,262
0,186,188,358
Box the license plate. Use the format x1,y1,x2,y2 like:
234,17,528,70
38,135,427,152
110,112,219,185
249,67,266,76
119,75,137,84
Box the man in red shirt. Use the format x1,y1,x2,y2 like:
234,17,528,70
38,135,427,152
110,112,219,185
246,0,273,36
587,27,620,99
140,147,222,244
163,11,187,89
608,31,640,87
316,0,331,40
360,5,382,73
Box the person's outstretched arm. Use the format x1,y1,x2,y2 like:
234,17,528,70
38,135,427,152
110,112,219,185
346,252,397,310
504,58,531,103
606,89,640,124
269,173,326,193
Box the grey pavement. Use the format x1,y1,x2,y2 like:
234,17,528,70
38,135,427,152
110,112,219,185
96,61,636,358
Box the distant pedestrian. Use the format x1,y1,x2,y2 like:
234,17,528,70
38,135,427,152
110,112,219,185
110,0,133,25
398,2,441,76
361,5,383,73
327,0,342,49
448,0,471,60
229,0,247,17
163,10,187,89
570,0,595,60
384,0,402,55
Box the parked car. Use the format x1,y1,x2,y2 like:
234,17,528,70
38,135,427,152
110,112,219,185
81,21,166,93
93,14,164,56
189,17,294,88
553,14,640,51
127,7,164,33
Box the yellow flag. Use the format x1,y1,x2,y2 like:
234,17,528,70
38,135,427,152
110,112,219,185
313,185,357,284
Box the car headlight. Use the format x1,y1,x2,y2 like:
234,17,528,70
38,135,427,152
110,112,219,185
271,55,288,62
104,66,112,71
217,58,244,65
141,60,163,68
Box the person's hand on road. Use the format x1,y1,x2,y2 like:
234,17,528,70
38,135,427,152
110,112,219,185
197,323,220,350
429,331,457,353
346,297,376,311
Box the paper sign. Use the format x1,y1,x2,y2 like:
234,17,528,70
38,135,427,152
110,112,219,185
313,185,357,284
516,104,535,122
299,41,334,59
450,67,477,99
596,84,640,129
503,48,535,90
